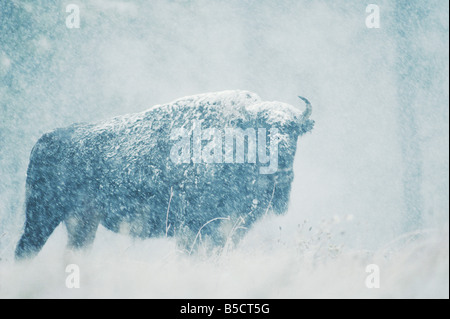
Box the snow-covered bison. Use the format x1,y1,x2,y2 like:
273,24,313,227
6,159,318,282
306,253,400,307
15,90,313,259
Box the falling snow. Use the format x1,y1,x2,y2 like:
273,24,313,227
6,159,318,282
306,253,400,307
0,0,448,298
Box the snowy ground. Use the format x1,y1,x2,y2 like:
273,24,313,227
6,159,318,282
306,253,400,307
1,215,448,299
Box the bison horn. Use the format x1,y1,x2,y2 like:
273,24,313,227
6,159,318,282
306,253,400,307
297,96,312,121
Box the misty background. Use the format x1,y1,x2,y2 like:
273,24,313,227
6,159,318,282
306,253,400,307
0,0,448,298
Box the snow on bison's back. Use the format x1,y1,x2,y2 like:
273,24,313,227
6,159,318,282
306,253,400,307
15,90,314,259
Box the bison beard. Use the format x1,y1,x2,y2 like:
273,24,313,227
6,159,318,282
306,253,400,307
15,90,314,260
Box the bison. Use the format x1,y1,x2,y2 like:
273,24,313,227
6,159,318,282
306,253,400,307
15,90,313,259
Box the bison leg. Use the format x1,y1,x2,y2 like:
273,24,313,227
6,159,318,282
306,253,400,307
65,208,101,252
15,193,63,260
